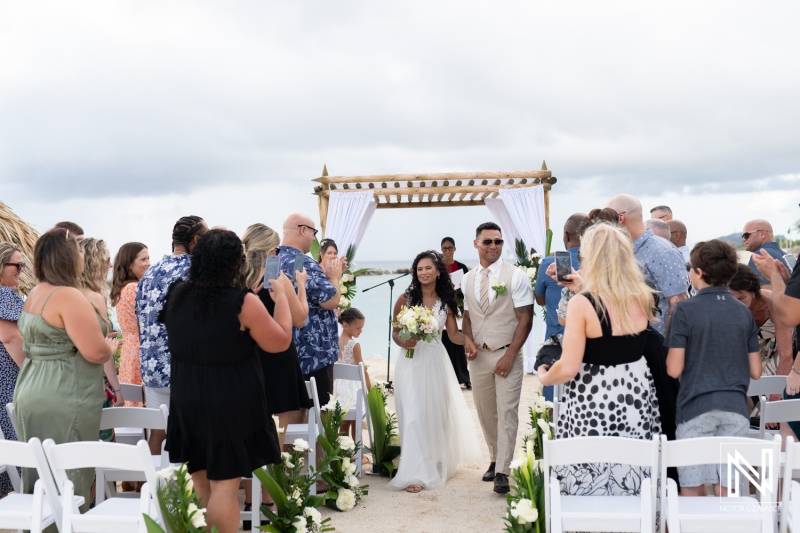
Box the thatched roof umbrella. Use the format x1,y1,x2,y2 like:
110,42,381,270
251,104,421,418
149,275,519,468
0,200,39,295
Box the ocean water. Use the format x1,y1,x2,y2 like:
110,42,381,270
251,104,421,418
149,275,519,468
345,260,544,362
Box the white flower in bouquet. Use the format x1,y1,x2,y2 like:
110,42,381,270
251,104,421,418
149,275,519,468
292,516,308,533
338,295,351,309
529,252,542,261
303,506,322,525
347,474,360,488
338,435,356,452
509,458,522,470
388,433,400,446
187,503,207,528
293,438,310,452
510,498,538,525
525,267,537,280
291,486,303,505
531,381,543,397
336,488,357,511
537,418,552,439
185,476,194,496
522,426,537,440
157,466,176,480
272,414,284,434
420,320,436,335
341,273,355,283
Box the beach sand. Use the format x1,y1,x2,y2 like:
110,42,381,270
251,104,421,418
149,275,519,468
307,355,542,533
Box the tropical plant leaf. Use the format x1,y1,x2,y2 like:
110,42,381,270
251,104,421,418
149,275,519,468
318,435,335,456
258,525,282,533
143,514,167,533
514,239,528,264
310,237,320,261
545,228,553,257
345,244,356,265
252,468,289,509
380,460,396,477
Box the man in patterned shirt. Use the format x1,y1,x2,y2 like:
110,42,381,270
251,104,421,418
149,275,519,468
608,194,688,335
136,215,207,455
278,213,342,403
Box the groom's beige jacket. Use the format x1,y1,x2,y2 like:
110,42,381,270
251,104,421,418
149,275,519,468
464,260,519,352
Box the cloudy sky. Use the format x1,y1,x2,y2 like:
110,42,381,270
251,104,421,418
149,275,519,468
2,1,800,263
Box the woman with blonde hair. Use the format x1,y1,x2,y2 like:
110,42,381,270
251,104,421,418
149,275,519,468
14,229,118,510
538,223,662,500
79,238,125,409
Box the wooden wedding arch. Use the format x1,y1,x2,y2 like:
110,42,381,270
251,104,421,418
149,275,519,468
312,161,557,238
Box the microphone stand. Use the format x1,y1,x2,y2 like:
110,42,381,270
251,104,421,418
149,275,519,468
362,272,410,391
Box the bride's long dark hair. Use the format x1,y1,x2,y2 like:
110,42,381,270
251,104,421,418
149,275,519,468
404,250,460,317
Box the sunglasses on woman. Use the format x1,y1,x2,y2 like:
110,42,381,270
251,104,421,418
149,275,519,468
4,262,25,272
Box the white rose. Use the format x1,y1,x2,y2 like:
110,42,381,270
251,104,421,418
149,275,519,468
338,295,350,308
336,488,356,511
292,516,308,533
187,503,207,528
342,456,357,476
510,498,538,525
526,267,537,279
388,434,400,446
303,506,322,525
338,435,356,452
293,438,310,452
347,474,360,488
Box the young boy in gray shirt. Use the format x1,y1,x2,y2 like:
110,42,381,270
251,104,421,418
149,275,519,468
666,239,761,497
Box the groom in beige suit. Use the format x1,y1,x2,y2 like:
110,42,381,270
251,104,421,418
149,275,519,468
461,222,533,494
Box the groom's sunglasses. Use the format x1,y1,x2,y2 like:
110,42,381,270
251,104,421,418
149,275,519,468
481,239,504,246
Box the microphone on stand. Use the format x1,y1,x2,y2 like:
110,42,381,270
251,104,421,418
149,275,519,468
362,271,411,391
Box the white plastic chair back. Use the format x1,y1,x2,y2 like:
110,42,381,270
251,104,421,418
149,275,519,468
660,434,780,533
5,402,18,436
760,395,800,440
543,435,659,533
0,423,22,491
0,437,69,533
95,405,169,503
43,439,161,533
118,383,145,404
779,437,800,533
333,362,373,473
748,376,787,397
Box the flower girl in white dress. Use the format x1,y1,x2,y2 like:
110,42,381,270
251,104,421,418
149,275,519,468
333,308,371,441
388,251,481,493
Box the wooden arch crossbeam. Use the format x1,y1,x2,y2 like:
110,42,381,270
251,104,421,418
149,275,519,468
312,162,557,237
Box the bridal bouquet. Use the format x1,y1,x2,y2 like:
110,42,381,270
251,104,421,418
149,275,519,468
392,305,439,358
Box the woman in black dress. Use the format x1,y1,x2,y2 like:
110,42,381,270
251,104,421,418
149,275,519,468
242,223,313,435
441,237,471,387
159,229,293,533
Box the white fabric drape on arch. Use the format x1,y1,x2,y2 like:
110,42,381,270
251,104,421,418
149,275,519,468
484,187,548,373
323,191,377,258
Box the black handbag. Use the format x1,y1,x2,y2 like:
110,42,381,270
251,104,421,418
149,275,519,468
534,334,562,370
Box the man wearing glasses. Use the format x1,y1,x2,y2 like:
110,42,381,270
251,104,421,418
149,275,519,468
278,213,342,403
743,220,787,286
461,222,533,494
650,205,673,221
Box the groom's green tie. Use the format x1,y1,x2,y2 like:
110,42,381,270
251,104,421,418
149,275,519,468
479,268,489,313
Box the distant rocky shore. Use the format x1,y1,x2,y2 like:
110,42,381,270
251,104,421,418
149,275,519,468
360,268,412,276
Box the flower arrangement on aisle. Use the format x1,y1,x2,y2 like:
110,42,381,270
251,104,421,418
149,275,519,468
365,380,401,477
503,385,553,533
144,463,218,533
391,305,439,358
318,397,369,511
252,438,335,533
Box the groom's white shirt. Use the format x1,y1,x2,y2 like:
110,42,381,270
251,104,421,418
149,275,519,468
461,259,533,310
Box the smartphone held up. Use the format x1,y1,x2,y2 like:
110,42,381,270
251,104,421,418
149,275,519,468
555,251,572,282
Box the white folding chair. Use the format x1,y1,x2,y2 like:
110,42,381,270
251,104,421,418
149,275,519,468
660,433,780,533
543,435,659,533
44,439,162,533
0,423,21,491
760,395,800,441
333,362,373,474
780,437,800,533
95,405,169,503
114,384,146,445
118,383,145,404
749,377,788,398
0,435,83,533
246,379,321,531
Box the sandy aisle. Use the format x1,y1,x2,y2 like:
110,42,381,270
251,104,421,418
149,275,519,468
315,355,542,533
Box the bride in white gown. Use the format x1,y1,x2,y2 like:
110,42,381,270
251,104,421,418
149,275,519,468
388,250,481,493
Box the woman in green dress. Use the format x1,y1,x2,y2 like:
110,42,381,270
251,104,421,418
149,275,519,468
14,228,118,510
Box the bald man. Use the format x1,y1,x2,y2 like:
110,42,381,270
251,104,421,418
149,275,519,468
279,213,342,402
668,220,690,261
742,219,787,286
607,194,688,335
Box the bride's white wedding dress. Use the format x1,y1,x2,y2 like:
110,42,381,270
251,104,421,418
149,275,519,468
388,301,481,490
